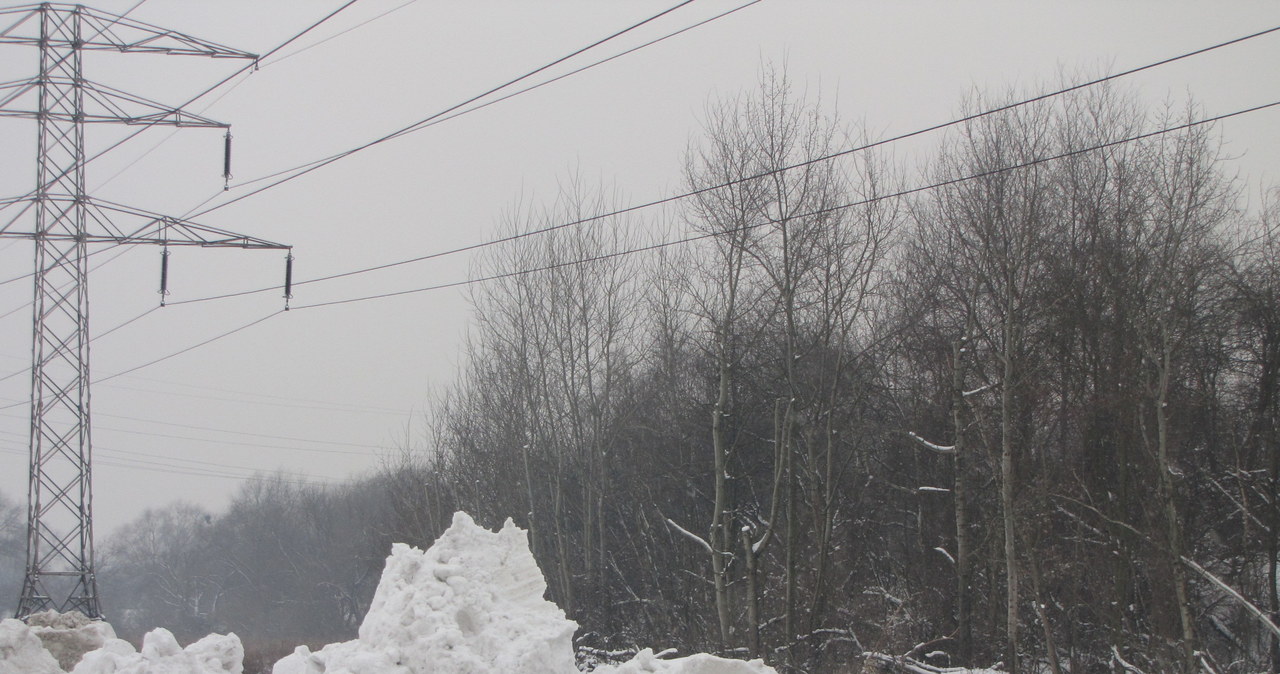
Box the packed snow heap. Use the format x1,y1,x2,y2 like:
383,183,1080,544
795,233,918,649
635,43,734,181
0,611,240,674
1,511,775,674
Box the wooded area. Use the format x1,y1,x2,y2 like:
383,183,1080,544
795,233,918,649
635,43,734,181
4,71,1279,673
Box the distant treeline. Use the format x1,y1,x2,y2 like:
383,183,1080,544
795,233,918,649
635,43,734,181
66,69,1280,673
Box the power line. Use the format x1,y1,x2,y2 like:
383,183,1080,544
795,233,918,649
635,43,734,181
0,0,364,336
96,380,410,416
0,251,161,371
14,18,1277,391
95,454,331,487
261,0,419,68
0,440,333,486
0,238,135,304
1,346,414,416
0,410,387,456
0,408,390,452
1,301,281,416
94,310,284,384
166,21,1280,308
0,0,364,228
3,0,743,308
0,423,370,460
89,424,383,457
166,0,764,307
94,305,159,341
230,0,757,194
93,410,397,448
284,99,1280,311
0,302,161,386
93,456,332,486
61,97,1278,388
182,0,713,219
92,0,419,193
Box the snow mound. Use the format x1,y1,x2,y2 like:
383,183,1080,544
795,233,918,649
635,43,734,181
274,511,577,674
0,618,63,674
28,610,116,671
5,512,771,674
71,627,244,674
593,648,775,674
273,511,774,674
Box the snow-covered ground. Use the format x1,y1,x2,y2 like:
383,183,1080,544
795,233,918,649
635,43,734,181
3,616,249,674
2,512,776,674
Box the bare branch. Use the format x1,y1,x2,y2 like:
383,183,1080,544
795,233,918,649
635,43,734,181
664,518,713,556
907,431,956,455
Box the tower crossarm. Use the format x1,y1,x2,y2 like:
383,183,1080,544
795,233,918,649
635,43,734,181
0,196,290,250
0,4,257,60
0,77,230,127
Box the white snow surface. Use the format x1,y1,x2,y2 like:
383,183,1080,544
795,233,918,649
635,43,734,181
3,511,773,674
26,611,116,671
2,610,242,674
71,628,244,674
0,618,63,674
274,511,774,674
274,511,577,674
593,649,773,674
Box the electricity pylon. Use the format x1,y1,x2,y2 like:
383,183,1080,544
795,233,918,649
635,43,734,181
0,3,290,618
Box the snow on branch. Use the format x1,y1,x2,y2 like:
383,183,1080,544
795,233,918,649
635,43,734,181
664,518,713,555
1060,493,1280,643
1111,646,1147,674
861,652,963,673
962,383,995,398
907,431,955,455
932,547,955,565
1182,555,1280,641
1209,615,1240,648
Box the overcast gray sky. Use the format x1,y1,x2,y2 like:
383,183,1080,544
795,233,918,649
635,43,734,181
1,0,1278,536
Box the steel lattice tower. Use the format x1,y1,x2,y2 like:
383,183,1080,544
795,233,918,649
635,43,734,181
0,3,289,618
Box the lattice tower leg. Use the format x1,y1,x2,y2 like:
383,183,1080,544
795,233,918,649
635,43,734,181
16,5,101,619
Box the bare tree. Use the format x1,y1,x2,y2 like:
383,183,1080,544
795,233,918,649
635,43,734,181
459,174,645,622
677,66,899,669
0,491,26,617
1226,188,1280,669
913,90,1059,674
1136,104,1236,671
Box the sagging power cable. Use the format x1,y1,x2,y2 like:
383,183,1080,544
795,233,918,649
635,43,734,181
183,0,719,219
283,99,1280,310
166,21,1280,308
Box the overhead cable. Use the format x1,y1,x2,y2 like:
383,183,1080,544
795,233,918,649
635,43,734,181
0,0,363,225
283,99,1280,310
184,0,712,219
167,22,1280,307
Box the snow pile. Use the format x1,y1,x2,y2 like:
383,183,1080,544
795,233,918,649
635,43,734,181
0,618,63,674
3,511,771,674
274,511,774,674
27,610,116,671
71,627,244,674
274,511,578,674
863,653,1005,673
0,612,242,674
593,648,774,674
